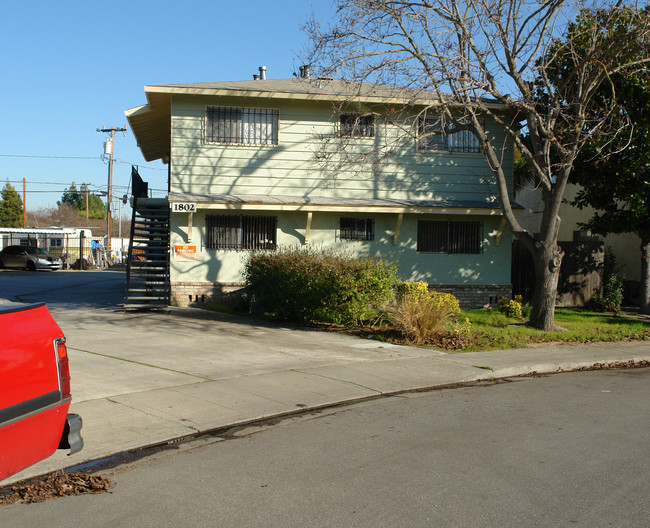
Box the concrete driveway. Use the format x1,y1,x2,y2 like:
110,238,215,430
0,269,442,384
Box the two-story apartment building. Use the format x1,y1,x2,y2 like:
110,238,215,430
126,69,514,308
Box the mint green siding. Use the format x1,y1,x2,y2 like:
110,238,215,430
169,96,511,203
170,211,511,286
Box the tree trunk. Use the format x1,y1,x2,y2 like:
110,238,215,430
528,242,564,331
641,239,650,315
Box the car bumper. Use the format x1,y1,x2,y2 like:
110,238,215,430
36,263,63,270
58,413,84,455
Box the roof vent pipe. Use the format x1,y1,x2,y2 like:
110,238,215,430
259,66,267,80
253,74,260,80
301,65,311,79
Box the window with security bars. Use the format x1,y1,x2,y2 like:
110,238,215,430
206,215,277,251
340,218,374,241
340,113,375,138
417,220,482,254
206,107,279,145
417,117,481,153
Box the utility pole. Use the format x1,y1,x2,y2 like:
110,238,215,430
22,178,26,228
97,126,126,256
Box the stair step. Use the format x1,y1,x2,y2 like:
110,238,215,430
133,227,169,232
130,255,168,261
129,262,168,266
134,218,169,223
123,304,170,311
134,224,168,230
125,294,169,300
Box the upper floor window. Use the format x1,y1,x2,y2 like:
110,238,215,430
340,217,374,241
417,117,481,153
206,107,279,146
417,220,482,254
340,113,375,138
206,214,277,251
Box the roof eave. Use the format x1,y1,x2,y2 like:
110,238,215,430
143,84,507,111
125,93,172,162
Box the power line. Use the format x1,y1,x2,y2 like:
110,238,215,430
113,159,167,171
0,154,100,160
4,180,104,187
3,181,125,192
0,153,167,170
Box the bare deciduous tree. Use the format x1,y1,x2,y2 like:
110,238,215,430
305,0,650,330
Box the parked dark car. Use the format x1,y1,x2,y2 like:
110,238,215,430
0,245,63,271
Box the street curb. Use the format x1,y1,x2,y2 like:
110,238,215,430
3,358,648,490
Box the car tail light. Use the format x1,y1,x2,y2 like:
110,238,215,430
55,337,71,400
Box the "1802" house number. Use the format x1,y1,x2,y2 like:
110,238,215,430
171,203,197,213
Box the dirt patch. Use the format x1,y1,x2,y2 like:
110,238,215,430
520,359,650,379
559,359,650,371
0,472,111,505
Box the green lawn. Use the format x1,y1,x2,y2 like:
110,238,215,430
206,301,650,353
459,308,650,352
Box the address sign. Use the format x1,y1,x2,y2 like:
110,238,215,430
171,203,197,213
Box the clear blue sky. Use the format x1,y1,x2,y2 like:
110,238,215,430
0,0,332,212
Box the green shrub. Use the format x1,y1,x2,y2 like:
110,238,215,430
590,248,624,314
387,289,462,344
395,281,429,301
243,247,397,325
592,274,624,314
497,295,523,318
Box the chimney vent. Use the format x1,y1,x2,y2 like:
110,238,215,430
259,66,267,80
300,65,311,79
253,74,260,80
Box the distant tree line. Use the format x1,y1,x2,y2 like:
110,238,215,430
58,183,107,220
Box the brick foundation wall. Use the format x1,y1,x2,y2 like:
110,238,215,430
172,281,512,310
428,284,512,309
171,281,245,307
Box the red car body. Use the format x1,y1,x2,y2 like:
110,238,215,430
0,303,83,482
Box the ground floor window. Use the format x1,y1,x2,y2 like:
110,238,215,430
417,219,482,254
206,215,277,251
340,217,374,241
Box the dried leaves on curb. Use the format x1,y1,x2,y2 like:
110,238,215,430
0,472,111,505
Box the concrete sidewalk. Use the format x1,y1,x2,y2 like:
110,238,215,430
5,305,650,486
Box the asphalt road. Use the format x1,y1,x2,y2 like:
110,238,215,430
1,368,648,527
0,269,126,309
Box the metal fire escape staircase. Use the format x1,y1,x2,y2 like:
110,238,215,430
124,168,170,310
